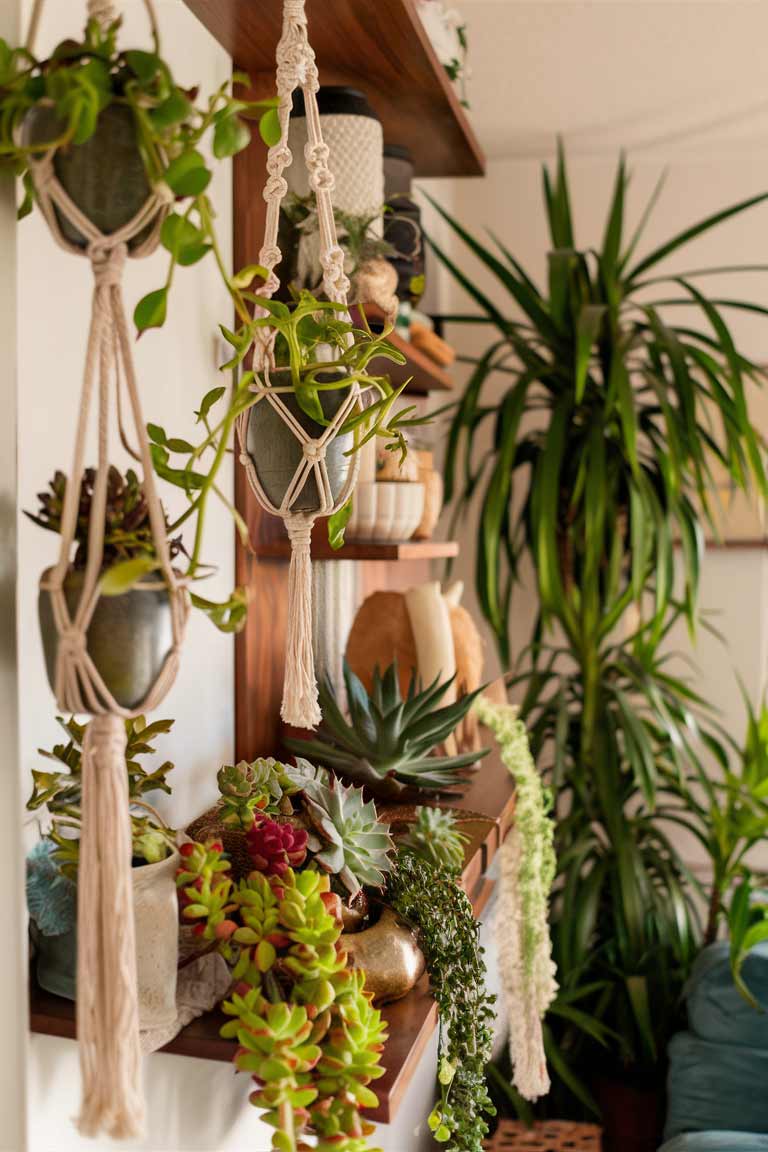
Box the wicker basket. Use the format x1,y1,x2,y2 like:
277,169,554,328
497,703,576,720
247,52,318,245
485,1119,603,1152
185,805,253,879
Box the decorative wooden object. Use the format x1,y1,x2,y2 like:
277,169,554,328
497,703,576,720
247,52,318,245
484,1120,603,1152
181,0,485,178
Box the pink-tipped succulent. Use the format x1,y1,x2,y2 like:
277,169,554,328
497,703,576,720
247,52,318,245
247,816,308,877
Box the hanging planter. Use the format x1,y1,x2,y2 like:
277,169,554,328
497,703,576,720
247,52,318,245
231,4,429,729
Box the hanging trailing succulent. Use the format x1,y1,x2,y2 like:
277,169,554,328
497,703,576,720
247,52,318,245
386,851,496,1152
177,842,387,1152
285,660,487,801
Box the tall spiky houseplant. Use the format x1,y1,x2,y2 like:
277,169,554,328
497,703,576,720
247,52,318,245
427,147,768,1122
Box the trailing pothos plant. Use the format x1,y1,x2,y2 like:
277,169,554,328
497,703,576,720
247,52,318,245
428,144,768,1110
155,290,434,550
0,13,278,323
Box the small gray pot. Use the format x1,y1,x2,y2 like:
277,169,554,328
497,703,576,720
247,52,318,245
245,370,355,512
23,103,153,250
39,566,175,711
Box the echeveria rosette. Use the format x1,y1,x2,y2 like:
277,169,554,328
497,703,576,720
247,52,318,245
218,757,293,830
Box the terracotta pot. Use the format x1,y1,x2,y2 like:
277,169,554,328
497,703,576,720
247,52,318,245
33,850,180,1029
341,906,425,1003
592,1073,664,1152
413,450,443,540
39,566,175,711
244,370,355,512
23,104,153,250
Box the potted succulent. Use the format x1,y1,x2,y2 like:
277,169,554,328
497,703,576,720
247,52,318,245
26,713,180,1026
28,465,187,709
285,660,488,800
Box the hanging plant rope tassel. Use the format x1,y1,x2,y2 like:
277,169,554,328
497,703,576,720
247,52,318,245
77,714,143,1139
283,513,321,727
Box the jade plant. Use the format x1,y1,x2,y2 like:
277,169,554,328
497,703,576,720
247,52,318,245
176,842,387,1152
398,806,469,876
387,851,496,1152
285,660,487,800
29,713,177,874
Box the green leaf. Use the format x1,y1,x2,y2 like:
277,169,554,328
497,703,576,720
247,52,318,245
197,386,226,422
259,107,281,147
575,305,605,403
230,263,270,290
134,287,168,333
100,556,159,596
149,87,192,130
164,149,212,198
327,497,353,551
213,111,251,158
124,50,162,84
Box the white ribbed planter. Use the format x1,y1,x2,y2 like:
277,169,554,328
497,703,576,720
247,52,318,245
133,849,180,1029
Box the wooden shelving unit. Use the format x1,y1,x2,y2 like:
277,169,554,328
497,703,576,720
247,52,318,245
182,0,485,178
255,535,459,562
30,749,515,1125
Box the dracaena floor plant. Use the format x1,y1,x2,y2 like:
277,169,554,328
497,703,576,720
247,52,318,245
428,143,768,1113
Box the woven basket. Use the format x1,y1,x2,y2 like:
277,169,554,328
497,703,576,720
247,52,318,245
485,1119,603,1152
185,805,253,880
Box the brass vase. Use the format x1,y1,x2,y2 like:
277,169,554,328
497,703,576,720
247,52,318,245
341,907,425,1003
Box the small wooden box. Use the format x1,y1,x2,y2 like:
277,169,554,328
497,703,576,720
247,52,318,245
485,1119,603,1152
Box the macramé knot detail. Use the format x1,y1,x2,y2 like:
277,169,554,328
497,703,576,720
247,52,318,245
58,627,86,658
89,242,128,288
302,438,326,463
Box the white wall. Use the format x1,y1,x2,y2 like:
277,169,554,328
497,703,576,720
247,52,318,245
18,0,234,840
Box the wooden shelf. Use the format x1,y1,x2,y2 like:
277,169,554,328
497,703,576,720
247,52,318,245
30,748,513,1125
354,306,454,395
255,533,459,562
182,0,485,178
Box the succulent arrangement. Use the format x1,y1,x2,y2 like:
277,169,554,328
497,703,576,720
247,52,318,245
398,806,469,876
216,757,296,831
285,661,487,800
177,842,387,1152
28,713,177,875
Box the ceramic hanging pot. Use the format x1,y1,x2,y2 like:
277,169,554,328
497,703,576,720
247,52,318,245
244,369,355,512
23,104,153,250
38,567,175,711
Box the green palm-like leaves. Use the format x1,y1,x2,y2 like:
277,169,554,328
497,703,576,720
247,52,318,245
429,144,768,1104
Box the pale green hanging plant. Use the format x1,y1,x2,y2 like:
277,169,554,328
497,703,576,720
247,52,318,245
475,696,558,1101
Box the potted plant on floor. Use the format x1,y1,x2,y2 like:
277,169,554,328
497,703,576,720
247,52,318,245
26,712,180,1027
427,144,768,1150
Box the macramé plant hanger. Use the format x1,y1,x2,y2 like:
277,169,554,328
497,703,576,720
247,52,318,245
236,0,363,731
25,0,188,1139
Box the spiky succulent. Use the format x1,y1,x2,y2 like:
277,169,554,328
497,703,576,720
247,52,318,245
25,466,182,569
285,661,488,801
217,757,293,830
287,758,394,897
399,806,469,875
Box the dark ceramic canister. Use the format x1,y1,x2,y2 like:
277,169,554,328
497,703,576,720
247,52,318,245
245,370,355,512
383,144,425,307
39,567,175,711
23,103,154,249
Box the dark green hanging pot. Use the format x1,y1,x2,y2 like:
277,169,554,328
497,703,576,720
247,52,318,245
39,567,175,711
23,103,154,250
244,369,355,512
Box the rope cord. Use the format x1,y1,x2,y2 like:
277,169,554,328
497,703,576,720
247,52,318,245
236,0,366,728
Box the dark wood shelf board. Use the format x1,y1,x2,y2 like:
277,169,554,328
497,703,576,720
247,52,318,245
254,533,459,562
30,749,513,1125
182,0,485,178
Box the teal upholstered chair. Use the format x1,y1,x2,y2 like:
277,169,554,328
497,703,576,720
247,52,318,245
659,943,768,1152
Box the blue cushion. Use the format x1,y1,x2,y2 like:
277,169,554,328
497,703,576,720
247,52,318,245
665,1032,768,1139
685,943,768,1049
659,1135,768,1151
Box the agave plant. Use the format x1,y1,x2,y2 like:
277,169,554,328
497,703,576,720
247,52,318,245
286,758,394,896
285,661,487,801
427,145,768,1104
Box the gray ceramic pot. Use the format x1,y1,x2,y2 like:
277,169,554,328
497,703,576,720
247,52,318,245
39,566,174,711
245,370,355,512
23,103,153,249
33,924,77,1001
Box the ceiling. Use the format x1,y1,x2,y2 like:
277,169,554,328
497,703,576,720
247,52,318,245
457,0,768,160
